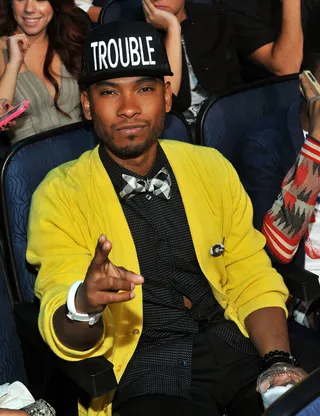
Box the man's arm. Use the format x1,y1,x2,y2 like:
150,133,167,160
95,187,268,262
27,176,142,359
52,235,144,351
75,0,101,23
216,152,289,335
249,0,303,75
245,307,290,355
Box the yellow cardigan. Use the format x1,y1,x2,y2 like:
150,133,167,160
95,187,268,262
27,140,288,416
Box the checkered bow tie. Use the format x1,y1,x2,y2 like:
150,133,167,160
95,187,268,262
119,167,171,200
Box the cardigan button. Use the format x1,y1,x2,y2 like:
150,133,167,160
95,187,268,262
133,328,140,335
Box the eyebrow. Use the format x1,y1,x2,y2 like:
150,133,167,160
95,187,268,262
94,77,158,89
135,77,158,85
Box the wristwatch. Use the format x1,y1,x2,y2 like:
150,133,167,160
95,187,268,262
66,280,102,326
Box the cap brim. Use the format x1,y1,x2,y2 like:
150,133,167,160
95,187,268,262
78,67,174,87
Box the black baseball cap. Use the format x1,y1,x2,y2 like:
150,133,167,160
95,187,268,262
78,21,173,87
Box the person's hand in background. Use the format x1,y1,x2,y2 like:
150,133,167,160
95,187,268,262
0,99,16,132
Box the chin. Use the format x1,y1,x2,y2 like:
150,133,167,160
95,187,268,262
24,27,47,36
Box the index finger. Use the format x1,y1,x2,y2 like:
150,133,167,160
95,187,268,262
116,266,145,285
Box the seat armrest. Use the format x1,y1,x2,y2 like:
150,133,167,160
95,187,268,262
14,302,117,398
275,264,320,302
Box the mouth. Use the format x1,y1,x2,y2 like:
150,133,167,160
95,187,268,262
116,124,146,135
154,5,170,10
23,17,42,24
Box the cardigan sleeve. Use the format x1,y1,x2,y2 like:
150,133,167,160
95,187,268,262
220,158,289,329
26,169,114,361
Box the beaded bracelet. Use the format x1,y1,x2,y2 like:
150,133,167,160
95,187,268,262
259,350,300,372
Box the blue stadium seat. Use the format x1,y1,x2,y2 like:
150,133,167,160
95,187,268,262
1,122,99,303
196,74,300,161
0,247,26,385
99,0,144,24
0,122,116,412
163,111,191,143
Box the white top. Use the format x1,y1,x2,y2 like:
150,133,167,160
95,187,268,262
304,129,320,282
75,0,93,12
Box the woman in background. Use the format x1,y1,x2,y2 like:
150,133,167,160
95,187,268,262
0,0,89,144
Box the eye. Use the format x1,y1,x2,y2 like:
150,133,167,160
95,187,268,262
139,86,154,93
100,90,116,96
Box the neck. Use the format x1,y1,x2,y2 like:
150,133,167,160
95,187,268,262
300,100,309,133
105,141,158,176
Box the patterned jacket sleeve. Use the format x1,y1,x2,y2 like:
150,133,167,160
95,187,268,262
263,135,320,262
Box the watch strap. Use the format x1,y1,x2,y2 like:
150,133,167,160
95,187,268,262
66,280,102,326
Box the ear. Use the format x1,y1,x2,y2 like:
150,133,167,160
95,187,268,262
81,90,92,120
164,81,172,113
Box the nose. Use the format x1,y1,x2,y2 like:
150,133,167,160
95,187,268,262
24,0,37,14
117,94,141,119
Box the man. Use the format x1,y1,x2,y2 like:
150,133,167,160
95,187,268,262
142,0,242,127
227,0,304,82
27,21,316,416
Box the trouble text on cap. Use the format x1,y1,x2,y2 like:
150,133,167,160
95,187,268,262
90,36,157,71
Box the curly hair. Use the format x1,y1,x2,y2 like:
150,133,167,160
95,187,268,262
0,0,90,116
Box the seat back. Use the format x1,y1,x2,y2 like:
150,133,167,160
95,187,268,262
0,114,191,303
0,246,26,384
196,74,300,161
163,111,191,143
0,122,99,303
297,398,320,416
99,0,144,24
